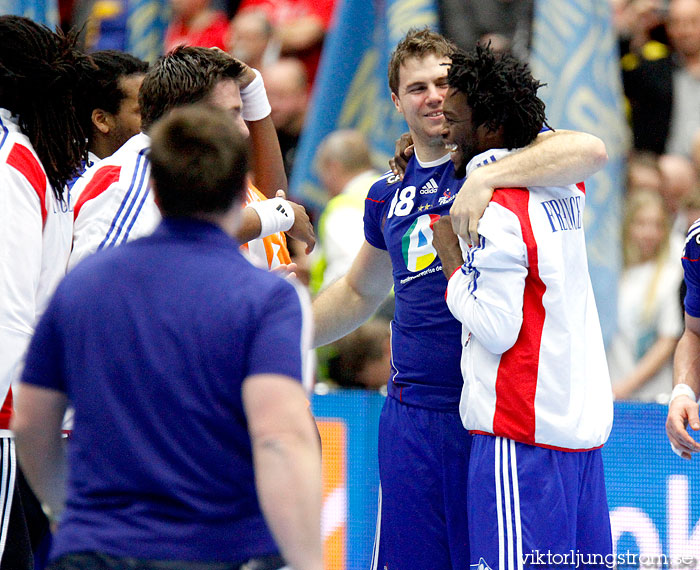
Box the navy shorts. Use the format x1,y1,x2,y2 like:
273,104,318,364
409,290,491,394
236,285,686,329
370,395,472,570
468,434,612,570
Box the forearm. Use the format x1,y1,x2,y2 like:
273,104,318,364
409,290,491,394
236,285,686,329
622,336,678,392
253,429,323,570
479,130,608,189
247,116,287,198
14,427,66,516
674,326,700,394
235,207,263,243
312,276,385,347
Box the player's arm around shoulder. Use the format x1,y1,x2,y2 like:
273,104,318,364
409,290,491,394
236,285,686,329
242,372,322,570
449,129,607,244
444,202,527,354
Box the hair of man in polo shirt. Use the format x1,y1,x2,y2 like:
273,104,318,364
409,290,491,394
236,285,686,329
148,104,249,217
139,46,245,132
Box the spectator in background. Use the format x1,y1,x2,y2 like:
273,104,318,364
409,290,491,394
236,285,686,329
436,0,533,61
263,58,309,177
314,129,381,291
235,0,336,83
627,150,663,194
659,153,698,254
608,190,683,402
164,0,229,52
622,0,700,156
227,9,279,71
326,319,392,390
614,0,669,56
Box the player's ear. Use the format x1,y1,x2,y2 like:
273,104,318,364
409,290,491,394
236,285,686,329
92,108,114,134
391,92,403,115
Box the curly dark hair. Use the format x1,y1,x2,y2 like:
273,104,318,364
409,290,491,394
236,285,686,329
0,16,94,199
447,44,550,149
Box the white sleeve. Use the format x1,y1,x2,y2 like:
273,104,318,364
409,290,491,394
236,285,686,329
445,203,527,354
0,164,43,400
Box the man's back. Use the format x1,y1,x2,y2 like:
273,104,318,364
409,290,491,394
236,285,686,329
24,218,309,563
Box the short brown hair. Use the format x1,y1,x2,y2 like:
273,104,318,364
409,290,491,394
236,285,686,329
139,46,245,131
388,27,456,95
149,104,249,217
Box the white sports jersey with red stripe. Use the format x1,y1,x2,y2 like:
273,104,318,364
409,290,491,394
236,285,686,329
69,133,160,272
0,109,72,429
445,148,613,451
70,133,290,272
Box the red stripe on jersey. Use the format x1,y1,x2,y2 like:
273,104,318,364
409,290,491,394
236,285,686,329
576,181,585,194
0,387,13,429
490,188,546,444
365,197,385,203
7,143,48,225
74,165,122,220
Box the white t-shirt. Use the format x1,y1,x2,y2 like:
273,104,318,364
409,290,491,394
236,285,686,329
607,256,684,402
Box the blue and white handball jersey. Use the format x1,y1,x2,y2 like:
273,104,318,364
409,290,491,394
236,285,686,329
683,218,700,317
364,154,465,410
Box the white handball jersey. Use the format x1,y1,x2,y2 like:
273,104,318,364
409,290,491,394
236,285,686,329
0,109,73,426
69,133,161,272
446,149,613,451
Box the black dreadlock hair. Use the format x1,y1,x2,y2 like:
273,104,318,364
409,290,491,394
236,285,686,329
447,44,551,149
0,16,94,200
139,46,246,132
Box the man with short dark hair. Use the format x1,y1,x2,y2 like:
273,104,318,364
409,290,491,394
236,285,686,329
79,50,149,164
12,103,322,570
69,46,314,272
432,44,613,567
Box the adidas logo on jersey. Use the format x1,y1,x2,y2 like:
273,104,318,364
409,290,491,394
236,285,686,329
419,178,438,194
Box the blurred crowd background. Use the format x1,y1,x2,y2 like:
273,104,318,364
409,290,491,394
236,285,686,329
4,0,700,403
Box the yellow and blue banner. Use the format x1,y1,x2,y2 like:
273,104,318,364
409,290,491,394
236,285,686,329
530,0,628,343
290,0,439,210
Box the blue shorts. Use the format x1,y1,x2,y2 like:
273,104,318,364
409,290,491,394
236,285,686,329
370,396,472,570
468,434,612,570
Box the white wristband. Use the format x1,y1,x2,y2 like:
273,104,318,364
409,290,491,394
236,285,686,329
249,197,295,238
670,383,698,404
240,69,271,121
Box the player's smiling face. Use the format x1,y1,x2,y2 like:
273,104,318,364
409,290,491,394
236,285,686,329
441,88,482,178
391,54,450,146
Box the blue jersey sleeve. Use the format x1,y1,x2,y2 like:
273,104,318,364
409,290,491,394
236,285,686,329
364,172,399,251
683,221,700,317
247,279,308,382
20,290,67,394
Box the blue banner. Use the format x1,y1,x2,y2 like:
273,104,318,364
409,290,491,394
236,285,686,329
530,0,628,344
0,0,57,27
290,0,439,210
126,0,168,63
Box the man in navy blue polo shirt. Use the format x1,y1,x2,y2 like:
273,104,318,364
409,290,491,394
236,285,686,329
12,104,322,570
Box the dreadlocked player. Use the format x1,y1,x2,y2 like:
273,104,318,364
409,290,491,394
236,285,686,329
0,15,91,570
432,44,613,569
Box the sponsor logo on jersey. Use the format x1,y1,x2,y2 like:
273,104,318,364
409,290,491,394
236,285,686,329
385,173,401,185
401,213,440,272
419,178,438,194
470,558,493,570
437,188,455,205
